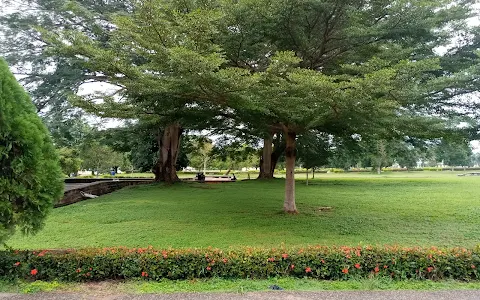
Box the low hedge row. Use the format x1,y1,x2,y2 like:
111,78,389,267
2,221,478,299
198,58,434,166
1,246,479,282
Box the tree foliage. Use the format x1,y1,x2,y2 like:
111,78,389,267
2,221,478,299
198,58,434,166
6,0,480,212
0,58,63,243
58,147,82,175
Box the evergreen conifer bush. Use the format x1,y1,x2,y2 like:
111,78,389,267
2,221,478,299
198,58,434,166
0,58,63,243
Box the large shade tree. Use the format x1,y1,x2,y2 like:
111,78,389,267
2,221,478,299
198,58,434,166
0,58,63,243
218,0,480,212
39,0,251,183
36,0,480,212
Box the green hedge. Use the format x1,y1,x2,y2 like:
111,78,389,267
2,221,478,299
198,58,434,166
1,246,479,282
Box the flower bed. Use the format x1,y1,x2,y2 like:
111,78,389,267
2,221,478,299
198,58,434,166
1,246,478,282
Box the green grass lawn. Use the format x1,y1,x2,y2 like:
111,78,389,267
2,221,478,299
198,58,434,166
6,172,480,249
4,278,480,294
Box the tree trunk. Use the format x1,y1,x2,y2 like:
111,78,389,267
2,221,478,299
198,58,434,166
224,165,232,175
270,133,285,177
258,135,273,179
312,167,315,179
153,123,183,184
283,131,297,213
376,166,381,175
270,149,281,177
203,158,207,173
306,168,309,186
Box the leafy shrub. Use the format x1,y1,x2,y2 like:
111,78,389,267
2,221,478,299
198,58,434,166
0,246,478,282
382,168,424,172
346,168,371,173
0,59,63,243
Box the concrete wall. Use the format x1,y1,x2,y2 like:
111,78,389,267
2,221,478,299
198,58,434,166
57,180,152,208
65,178,154,184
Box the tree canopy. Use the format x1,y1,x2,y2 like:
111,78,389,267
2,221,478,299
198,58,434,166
4,0,480,213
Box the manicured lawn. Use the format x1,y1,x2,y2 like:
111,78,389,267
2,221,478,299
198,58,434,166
5,173,480,249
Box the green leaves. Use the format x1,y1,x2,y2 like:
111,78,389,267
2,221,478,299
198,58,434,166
1,246,479,281
0,58,64,242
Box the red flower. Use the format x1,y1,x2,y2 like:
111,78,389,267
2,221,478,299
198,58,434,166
223,258,228,263
141,271,148,277
305,267,312,273
427,267,434,273
76,268,81,273
342,268,349,274
267,257,275,262
282,253,289,259
384,265,388,269
321,260,325,264
374,266,380,273
290,264,295,270
13,262,20,267
354,264,361,269
30,269,38,276
206,266,211,271
472,265,476,269
355,250,361,257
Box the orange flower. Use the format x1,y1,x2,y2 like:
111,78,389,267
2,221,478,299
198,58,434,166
13,262,20,267
223,258,228,263
206,266,211,271
141,272,148,277
427,267,433,273
267,257,275,262
374,266,379,273
30,269,38,276
342,268,349,274
354,264,361,269
321,259,325,264
290,264,295,270
282,253,289,259
305,267,312,273
76,268,81,273
384,265,388,269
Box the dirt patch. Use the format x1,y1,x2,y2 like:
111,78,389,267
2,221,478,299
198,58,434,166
301,206,334,216
317,206,333,212
69,281,129,295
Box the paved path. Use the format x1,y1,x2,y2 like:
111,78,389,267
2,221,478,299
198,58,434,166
2,291,480,300
64,182,100,192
